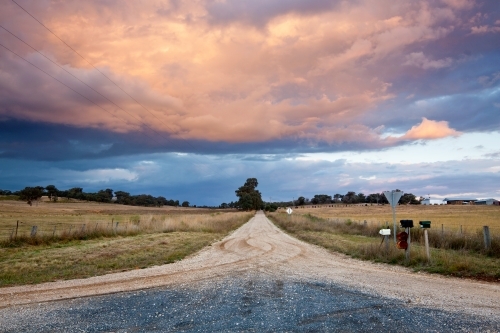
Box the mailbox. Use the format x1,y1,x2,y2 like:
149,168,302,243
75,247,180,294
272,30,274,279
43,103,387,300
419,221,431,228
396,231,408,249
379,229,391,236
400,219,414,228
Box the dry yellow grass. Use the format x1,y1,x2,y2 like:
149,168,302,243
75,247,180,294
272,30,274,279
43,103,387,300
0,199,253,286
291,204,500,233
0,200,237,239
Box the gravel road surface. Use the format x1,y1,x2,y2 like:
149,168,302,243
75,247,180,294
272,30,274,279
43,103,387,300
1,212,499,332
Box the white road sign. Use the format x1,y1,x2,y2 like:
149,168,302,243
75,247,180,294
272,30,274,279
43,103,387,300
286,208,293,215
383,190,404,208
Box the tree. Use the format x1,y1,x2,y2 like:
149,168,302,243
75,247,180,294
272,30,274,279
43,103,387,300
400,193,419,205
297,196,306,206
45,185,59,202
342,191,357,204
19,187,43,206
181,201,190,207
312,194,332,204
235,178,263,211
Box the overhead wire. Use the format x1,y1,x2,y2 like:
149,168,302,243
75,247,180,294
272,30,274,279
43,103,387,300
0,41,162,145
10,0,199,154
0,23,177,147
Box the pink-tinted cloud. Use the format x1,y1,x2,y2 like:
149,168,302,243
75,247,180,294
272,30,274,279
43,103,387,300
0,0,495,151
401,118,462,140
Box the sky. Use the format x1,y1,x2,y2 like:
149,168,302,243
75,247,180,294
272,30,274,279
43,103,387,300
0,0,499,205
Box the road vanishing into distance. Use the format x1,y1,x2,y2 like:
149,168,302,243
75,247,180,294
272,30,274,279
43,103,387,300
1,211,499,332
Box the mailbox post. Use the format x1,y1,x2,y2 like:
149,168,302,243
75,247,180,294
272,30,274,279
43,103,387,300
383,190,404,243
379,228,391,254
419,221,431,261
400,220,414,261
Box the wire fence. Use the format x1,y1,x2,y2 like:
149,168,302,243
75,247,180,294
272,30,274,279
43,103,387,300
3,219,144,245
324,217,498,255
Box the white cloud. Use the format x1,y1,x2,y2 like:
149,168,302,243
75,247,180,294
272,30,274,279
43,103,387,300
65,168,138,183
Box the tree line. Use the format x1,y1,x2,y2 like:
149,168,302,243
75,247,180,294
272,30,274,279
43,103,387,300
0,186,189,208
291,191,420,206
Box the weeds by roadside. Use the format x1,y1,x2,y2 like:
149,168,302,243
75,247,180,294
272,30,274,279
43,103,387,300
267,212,500,281
0,212,253,287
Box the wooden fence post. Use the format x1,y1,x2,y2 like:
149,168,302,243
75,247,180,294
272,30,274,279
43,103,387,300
52,226,57,237
424,229,430,262
483,226,491,250
15,220,19,239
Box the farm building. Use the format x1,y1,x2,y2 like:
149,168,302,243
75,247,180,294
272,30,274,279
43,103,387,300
475,198,500,205
442,197,478,205
421,198,447,205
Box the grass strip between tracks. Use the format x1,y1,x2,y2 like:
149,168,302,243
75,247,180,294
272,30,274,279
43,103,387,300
267,212,500,282
0,212,253,287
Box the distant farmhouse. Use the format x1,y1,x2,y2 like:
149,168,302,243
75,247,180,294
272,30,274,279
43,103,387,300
475,198,500,206
421,197,499,205
421,198,447,205
443,197,477,205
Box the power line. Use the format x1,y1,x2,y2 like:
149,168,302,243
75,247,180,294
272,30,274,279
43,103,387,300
0,41,162,145
0,23,178,148
11,0,198,153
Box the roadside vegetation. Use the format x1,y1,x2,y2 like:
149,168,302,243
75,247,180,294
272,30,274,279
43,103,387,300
267,211,500,281
0,200,252,286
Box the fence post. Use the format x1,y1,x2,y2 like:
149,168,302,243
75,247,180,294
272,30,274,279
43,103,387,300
15,220,19,239
81,224,86,233
52,226,57,237
441,224,444,237
460,225,463,235
483,226,491,250
30,226,38,237
364,220,367,228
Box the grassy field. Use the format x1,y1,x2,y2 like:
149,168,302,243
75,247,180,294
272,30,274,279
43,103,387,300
268,210,500,281
0,200,252,286
0,199,235,239
288,204,500,233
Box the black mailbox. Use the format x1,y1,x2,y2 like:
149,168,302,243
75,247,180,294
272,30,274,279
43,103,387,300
400,219,414,228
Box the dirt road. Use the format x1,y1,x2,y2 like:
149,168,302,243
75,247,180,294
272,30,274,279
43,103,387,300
1,212,499,331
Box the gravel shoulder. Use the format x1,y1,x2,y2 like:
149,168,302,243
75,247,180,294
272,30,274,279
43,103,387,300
1,211,499,320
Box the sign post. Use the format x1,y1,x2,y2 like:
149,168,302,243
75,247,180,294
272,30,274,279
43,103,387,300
383,190,404,243
286,207,293,220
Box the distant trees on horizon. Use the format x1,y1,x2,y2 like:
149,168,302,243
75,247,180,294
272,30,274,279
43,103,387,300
1,185,187,208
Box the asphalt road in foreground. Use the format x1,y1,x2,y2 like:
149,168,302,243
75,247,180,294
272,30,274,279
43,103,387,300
1,212,499,332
